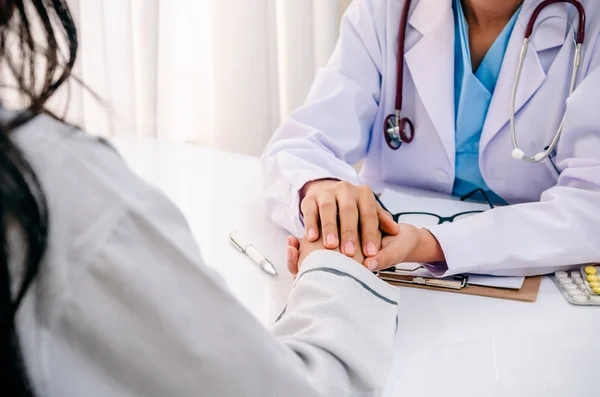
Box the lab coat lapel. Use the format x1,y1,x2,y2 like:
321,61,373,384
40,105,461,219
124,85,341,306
480,1,568,150
405,0,455,164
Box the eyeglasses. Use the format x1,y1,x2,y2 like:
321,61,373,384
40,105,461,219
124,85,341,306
375,188,495,228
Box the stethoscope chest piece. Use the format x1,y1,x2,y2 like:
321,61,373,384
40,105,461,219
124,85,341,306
384,114,414,150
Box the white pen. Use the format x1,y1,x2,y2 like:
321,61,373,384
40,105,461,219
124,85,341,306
229,231,278,276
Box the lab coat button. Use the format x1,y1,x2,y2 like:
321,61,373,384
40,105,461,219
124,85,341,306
435,169,449,183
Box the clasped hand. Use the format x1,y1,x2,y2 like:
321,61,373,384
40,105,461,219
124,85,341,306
287,180,434,275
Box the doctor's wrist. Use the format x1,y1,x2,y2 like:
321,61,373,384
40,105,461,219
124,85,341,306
405,228,445,264
301,178,339,198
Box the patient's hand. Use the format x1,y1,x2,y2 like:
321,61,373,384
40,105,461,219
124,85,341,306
286,235,366,276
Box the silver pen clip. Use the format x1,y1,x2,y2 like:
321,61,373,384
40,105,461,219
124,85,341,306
229,232,245,252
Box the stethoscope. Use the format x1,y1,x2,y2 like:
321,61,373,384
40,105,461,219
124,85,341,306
384,0,586,164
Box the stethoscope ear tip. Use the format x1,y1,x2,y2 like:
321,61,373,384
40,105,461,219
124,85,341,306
512,148,526,160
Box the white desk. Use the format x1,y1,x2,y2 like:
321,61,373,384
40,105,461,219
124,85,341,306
111,136,600,397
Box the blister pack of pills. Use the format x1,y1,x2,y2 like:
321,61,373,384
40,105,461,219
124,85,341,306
551,265,600,306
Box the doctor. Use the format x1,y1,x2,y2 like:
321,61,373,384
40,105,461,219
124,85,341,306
262,0,600,277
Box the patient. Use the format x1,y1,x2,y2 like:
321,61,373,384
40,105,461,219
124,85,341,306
0,1,399,396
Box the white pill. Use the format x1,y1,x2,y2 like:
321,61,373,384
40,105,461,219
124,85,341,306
590,295,600,304
555,271,569,278
573,295,589,304
558,278,573,285
571,272,582,279
564,284,578,291
580,284,589,292
568,289,583,297
575,278,585,285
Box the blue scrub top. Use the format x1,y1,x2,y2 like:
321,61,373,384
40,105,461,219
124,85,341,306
452,0,521,203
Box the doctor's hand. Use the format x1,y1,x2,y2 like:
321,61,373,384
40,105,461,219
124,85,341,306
286,235,366,276
362,224,445,271
300,179,400,259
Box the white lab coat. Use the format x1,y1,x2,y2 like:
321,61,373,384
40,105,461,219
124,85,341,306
8,114,400,396
262,0,600,277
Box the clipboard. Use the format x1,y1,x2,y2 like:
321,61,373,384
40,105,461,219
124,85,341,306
378,269,542,302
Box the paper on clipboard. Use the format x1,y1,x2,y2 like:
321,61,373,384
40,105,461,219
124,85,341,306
389,264,525,290
379,188,491,216
467,275,525,289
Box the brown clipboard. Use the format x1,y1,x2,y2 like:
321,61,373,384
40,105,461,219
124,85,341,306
379,273,542,303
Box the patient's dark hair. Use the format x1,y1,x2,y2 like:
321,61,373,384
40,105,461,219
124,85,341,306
0,0,77,395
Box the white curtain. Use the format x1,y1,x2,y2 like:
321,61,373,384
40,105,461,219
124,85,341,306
58,0,351,156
